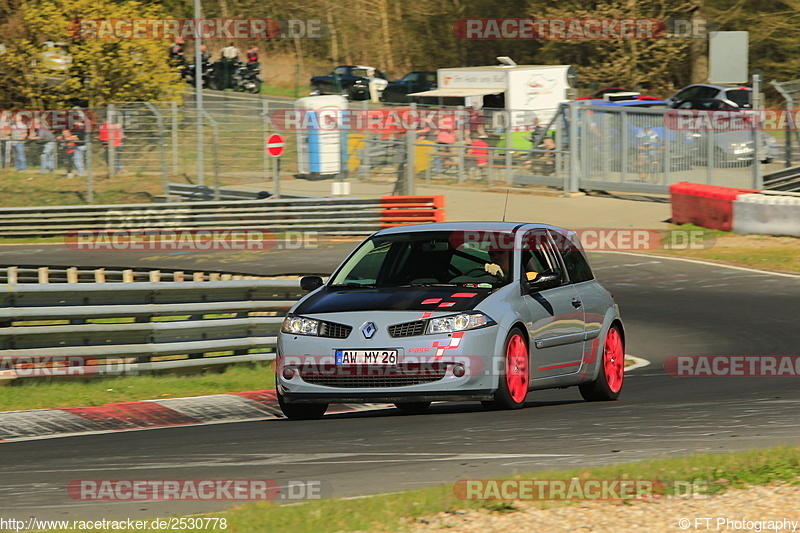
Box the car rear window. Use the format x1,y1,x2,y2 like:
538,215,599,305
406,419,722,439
726,89,751,108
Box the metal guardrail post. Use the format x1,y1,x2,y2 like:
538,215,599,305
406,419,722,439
107,104,117,178
86,132,94,204
171,101,180,178
144,102,169,197
568,102,579,193
405,103,417,196
752,73,764,190
201,110,221,201
262,99,270,186
504,110,513,185
621,110,629,185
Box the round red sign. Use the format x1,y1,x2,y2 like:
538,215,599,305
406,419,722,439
266,134,285,157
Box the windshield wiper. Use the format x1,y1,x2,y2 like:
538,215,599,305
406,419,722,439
331,282,377,288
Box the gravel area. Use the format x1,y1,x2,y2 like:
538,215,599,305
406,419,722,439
404,482,800,532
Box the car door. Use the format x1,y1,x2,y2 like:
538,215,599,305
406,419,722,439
548,229,605,360
520,230,586,380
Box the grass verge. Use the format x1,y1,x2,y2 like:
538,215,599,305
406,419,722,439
40,445,800,533
641,224,800,274
0,363,275,412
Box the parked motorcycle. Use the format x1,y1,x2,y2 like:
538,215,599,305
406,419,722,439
180,60,213,89
233,62,262,94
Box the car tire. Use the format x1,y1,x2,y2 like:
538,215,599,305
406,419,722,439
394,402,431,414
579,324,624,402
278,389,328,420
482,327,529,410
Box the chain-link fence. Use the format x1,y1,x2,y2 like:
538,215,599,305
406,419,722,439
0,96,777,201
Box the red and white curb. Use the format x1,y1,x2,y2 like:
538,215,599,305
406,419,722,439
0,390,393,442
0,356,650,442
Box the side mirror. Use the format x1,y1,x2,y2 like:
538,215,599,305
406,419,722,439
526,270,561,293
300,275,324,291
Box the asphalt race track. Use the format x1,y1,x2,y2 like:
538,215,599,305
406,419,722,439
1,248,799,523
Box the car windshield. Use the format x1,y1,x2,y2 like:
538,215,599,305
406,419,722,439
329,231,515,288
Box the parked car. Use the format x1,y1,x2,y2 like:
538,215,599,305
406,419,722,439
276,222,625,420
666,84,752,109
380,71,437,103
310,65,388,100
670,98,777,165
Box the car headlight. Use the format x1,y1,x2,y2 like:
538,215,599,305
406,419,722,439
426,312,495,334
281,316,319,336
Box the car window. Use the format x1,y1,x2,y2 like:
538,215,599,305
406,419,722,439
675,86,701,100
402,73,419,82
330,231,514,288
696,87,719,99
330,240,389,286
549,230,594,283
522,230,565,284
725,89,751,108
421,73,437,84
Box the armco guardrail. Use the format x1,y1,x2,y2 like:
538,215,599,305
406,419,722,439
763,165,800,192
733,192,800,237
0,266,271,284
0,281,305,380
0,196,445,238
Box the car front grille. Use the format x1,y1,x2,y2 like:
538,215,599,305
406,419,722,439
300,364,447,388
319,321,352,339
388,320,426,337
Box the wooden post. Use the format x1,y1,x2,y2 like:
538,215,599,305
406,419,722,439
67,267,79,283
94,268,106,283
123,269,134,283
38,267,49,284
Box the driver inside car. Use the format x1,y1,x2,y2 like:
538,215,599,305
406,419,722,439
485,249,510,278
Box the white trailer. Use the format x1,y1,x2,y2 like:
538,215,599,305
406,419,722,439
410,60,575,134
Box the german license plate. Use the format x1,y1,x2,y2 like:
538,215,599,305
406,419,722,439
335,350,399,365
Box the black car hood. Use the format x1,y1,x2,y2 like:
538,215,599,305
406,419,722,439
294,286,493,314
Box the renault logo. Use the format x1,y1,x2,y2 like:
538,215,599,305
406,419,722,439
361,322,377,339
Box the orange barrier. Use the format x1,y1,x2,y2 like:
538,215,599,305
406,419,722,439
380,196,445,227
670,182,757,232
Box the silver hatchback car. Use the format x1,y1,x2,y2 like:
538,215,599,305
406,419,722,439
276,222,625,419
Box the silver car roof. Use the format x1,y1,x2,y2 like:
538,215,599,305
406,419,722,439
373,222,571,236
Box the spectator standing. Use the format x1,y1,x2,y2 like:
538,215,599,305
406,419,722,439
246,45,259,66
169,37,185,66
221,42,241,60
10,114,28,171
0,119,11,168
98,118,124,174
32,120,57,173
58,129,79,178
466,133,490,167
